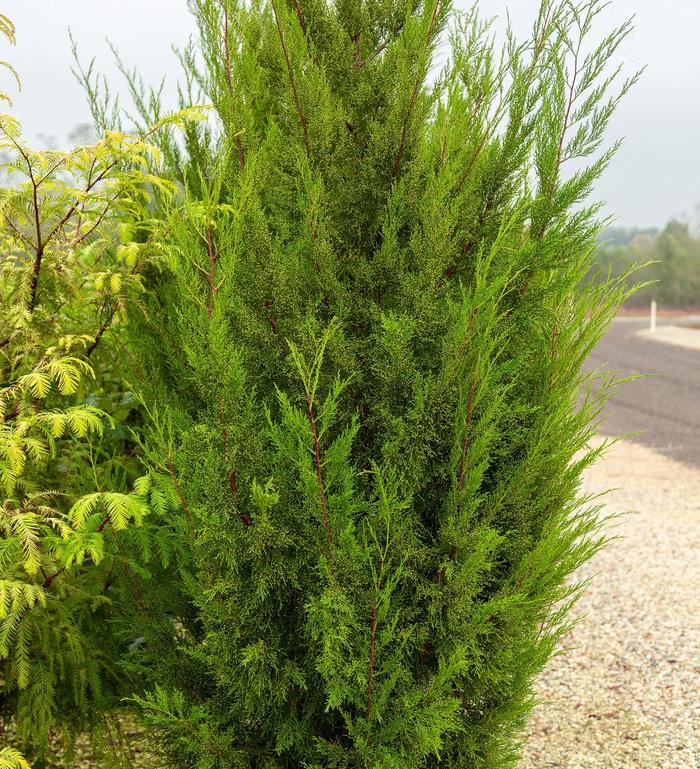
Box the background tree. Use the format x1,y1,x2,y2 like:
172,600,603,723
594,219,700,308
114,0,640,767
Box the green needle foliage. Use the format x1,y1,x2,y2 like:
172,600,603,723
117,0,638,767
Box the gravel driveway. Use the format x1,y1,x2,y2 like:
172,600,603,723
519,438,700,769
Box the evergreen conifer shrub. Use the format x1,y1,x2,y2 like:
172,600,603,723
126,0,638,766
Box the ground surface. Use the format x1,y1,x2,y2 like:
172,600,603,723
585,316,700,466
519,438,700,769
638,324,700,353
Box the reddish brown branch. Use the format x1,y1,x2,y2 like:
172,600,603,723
43,567,64,589
27,244,44,313
305,393,332,560
219,0,246,172
366,600,378,718
511,568,529,595
96,514,110,533
437,379,477,578
358,21,405,67
72,194,120,249
220,1,235,97
27,170,44,313
547,325,559,393
229,469,252,526
555,56,579,188
43,161,118,248
391,87,419,180
85,314,114,358
3,215,34,250
366,549,387,718
270,0,311,157
206,226,217,317
390,0,442,180
457,375,477,494
290,0,307,34
26,157,120,313
352,32,361,68
536,18,580,244
264,299,280,336
439,195,496,290
439,310,478,581
454,128,490,197
234,136,245,172
550,325,559,360
8,137,45,313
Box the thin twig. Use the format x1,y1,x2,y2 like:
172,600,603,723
390,0,442,180
85,313,114,358
205,225,217,317
218,0,246,171
290,0,307,34
305,393,332,560
168,461,196,540
366,600,378,718
270,0,311,157
358,21,405,67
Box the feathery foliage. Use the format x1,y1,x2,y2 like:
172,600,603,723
0,34,202,757
0,748,30,769
115,0,640,767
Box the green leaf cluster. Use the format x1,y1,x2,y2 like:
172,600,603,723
0,1,642,766
0,75,198,761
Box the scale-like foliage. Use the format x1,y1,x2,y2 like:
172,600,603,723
118,0,639,767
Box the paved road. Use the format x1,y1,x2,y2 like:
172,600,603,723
586,316,700,466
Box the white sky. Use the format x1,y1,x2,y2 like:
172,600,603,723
3,0,699,228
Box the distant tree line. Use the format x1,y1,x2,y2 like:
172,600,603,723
594,220,700,308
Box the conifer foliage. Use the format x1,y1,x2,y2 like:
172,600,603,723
126,0,634,766
121,0,634,769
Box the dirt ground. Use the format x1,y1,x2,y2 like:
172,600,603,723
519,438,700,769
6,440,698,769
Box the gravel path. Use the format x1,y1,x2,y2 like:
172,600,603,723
519,438,700,769
638,325,700,352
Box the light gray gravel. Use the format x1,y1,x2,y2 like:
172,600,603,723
519,438,700,769
638,325,700,352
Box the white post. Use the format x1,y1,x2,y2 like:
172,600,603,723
650,300,657,333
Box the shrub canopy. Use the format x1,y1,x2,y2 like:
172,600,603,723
121,1,637,767
1,0,638,766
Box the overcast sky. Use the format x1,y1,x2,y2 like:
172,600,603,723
3,0,699,228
